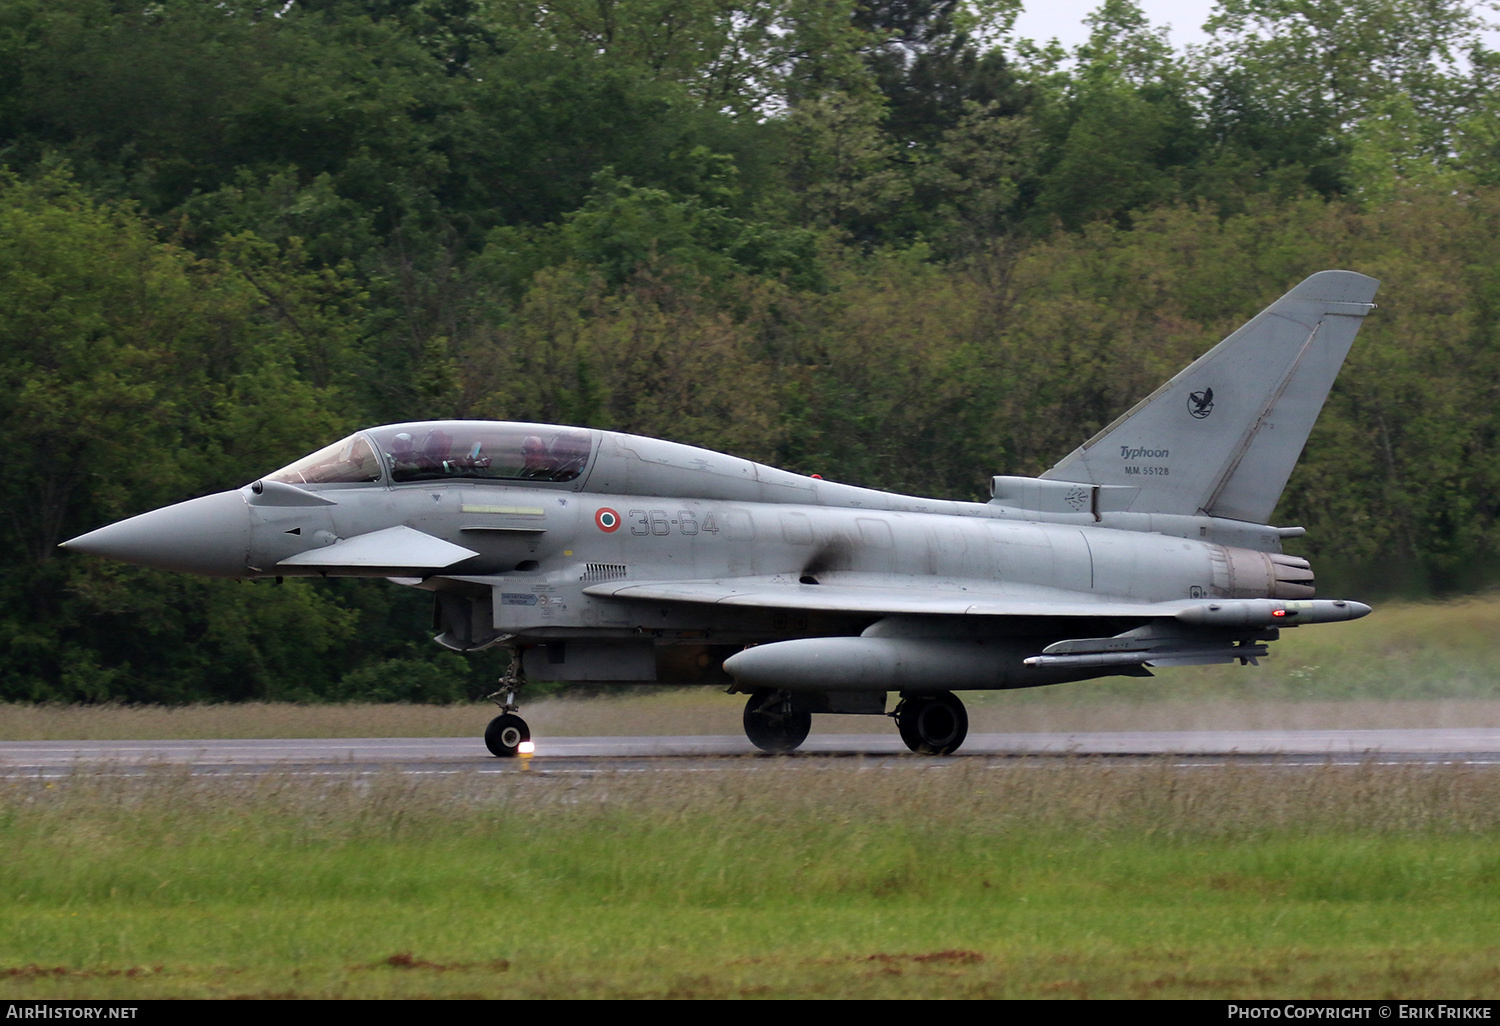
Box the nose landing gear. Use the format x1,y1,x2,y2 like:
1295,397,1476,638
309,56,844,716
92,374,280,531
483,656,531,758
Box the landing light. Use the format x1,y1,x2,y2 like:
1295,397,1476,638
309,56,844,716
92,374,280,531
518,741,536,755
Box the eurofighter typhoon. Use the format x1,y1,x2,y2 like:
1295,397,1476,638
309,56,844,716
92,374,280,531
64,271,1378,756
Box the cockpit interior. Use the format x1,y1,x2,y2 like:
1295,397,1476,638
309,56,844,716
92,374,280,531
265,423,595,487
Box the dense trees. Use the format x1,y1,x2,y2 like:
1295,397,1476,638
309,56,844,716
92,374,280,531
2,0,1498,700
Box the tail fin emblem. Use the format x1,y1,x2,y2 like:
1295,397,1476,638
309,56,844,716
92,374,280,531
1187,387,1215,419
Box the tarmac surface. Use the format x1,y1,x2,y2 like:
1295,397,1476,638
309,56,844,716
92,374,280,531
5,729,1500,775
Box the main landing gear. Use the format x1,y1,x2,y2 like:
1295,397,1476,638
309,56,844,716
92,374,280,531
743,689,812,754
739,689,971,756
893,692,969,755
483,657,532,758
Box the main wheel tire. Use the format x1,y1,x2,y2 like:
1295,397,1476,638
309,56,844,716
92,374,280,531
896,692,968,755
484,713,531,757
742,690,812,754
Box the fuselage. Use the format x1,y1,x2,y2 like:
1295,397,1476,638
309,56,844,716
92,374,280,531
67,421,1319,673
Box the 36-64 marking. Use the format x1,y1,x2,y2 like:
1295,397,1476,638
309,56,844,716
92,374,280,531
628,510,720,537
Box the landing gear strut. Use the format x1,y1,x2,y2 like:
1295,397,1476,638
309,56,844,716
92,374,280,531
483,654,531,758
894,691,968,755
742,689,811,754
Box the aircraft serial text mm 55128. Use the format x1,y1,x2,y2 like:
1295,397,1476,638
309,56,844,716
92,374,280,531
65,271,1378,756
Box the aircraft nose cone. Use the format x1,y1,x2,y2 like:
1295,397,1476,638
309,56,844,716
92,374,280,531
61,491,252,577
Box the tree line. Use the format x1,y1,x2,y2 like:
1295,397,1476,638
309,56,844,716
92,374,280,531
2,0,1498,702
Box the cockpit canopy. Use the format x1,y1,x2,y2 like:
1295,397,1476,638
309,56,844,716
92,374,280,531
266,434,382,485
265,422,595,487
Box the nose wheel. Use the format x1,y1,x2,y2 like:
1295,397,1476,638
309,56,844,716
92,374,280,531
895,692,968,755
484,713,532,758
483,653,532,758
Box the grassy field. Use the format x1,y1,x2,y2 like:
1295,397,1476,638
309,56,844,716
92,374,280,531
3,761,1500,998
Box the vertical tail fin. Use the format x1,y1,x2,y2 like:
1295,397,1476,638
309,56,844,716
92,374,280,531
1040,270,1378,524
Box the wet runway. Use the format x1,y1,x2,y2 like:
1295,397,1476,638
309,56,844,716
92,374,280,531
4,729,1500,776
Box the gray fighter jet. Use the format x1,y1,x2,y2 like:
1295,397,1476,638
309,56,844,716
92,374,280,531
64,270,1379,756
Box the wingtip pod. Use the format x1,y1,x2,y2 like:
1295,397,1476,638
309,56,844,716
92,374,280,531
1176,598,1372,628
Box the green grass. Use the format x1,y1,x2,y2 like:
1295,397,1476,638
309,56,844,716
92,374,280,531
4,762,1500,997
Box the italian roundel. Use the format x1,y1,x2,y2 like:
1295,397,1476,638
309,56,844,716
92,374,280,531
595,507,621,533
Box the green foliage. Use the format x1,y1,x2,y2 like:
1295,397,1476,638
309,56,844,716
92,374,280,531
0,171,362,701
497,166,825,290
1191,0,1499,197
333,650,475,704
